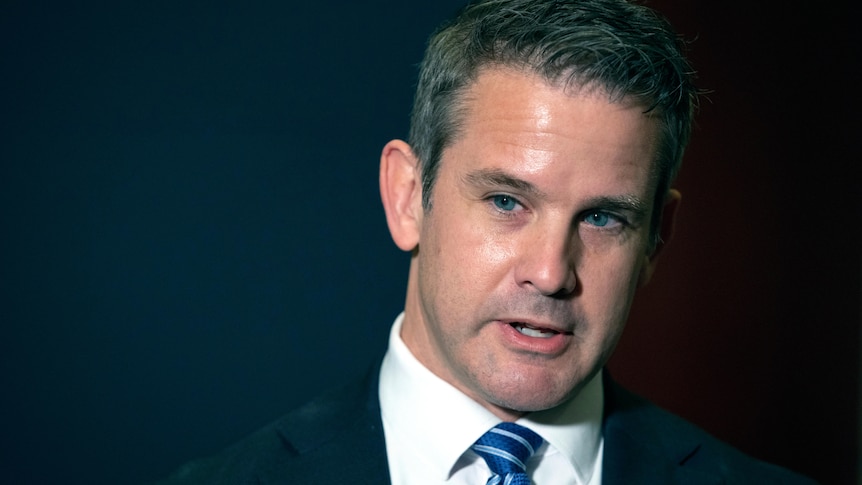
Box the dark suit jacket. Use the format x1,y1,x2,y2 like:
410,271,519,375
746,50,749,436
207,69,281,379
152,365,819,484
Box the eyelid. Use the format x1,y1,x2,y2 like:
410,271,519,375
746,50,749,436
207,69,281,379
581,209,630,228
588,197,648,221
488,193,527,213
491,192,523,202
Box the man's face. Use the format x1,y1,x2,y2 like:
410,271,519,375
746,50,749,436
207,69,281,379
398,67,668,419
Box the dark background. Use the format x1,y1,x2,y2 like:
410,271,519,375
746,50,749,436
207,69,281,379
1,1,857,484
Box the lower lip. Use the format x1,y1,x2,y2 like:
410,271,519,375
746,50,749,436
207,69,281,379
497,321,572,355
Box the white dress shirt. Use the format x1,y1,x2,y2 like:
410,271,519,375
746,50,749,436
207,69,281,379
379,312,604,485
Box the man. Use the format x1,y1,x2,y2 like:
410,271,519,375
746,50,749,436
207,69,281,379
154,0,818,483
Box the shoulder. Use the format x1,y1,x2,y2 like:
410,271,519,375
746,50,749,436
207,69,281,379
149,365,389,485
602,372,819,484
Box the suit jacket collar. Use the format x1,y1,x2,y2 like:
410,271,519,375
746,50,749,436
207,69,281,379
270,365,725,485
267,364,391,484
601,370,722,485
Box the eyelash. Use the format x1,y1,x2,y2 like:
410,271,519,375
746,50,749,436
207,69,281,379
581,210,626,229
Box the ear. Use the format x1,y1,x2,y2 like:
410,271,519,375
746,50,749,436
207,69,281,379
637,189,681,286
379,139,423,252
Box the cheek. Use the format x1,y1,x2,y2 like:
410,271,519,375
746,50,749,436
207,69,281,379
580,250,645,321
431,209,515,275
477,231,516,271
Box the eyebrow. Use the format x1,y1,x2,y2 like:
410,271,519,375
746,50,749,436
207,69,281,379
462,168,547,199
585,194,650,219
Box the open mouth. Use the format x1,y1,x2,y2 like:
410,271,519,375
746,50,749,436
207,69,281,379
510,322,559,339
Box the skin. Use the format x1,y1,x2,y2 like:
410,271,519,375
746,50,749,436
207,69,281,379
380,67,679,421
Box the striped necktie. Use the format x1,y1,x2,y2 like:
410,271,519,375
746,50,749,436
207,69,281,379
471,422,543,485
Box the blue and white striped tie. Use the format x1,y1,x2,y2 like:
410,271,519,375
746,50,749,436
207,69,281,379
471,422,543,485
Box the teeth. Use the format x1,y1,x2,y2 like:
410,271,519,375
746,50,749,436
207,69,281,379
514,323,555,338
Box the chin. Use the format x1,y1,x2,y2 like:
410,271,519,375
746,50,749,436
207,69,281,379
488,390,570,416
482,373,580,414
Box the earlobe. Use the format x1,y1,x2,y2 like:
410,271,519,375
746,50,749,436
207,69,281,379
379,139,423,252
638,189,681,287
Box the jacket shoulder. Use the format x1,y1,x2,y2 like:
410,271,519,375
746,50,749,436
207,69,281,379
149,366,389,485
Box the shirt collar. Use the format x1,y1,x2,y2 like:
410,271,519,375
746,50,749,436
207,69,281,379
519,371,603,483
379,312,603,483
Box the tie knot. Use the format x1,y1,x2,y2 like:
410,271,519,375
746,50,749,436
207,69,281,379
471,422,543,484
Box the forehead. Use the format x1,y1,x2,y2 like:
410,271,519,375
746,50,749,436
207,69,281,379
462,67,656,140
442,67,661,191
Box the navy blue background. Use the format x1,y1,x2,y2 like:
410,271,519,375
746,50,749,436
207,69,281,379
1,2,857,484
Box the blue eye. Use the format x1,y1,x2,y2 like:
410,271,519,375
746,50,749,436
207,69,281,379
492,194,519,211
584,211,611,227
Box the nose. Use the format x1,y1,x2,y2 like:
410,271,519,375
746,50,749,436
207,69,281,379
514,227,578,297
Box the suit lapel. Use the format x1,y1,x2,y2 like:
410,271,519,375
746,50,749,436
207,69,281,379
263,363,391,484
601,371,723,485
253,366,728,484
